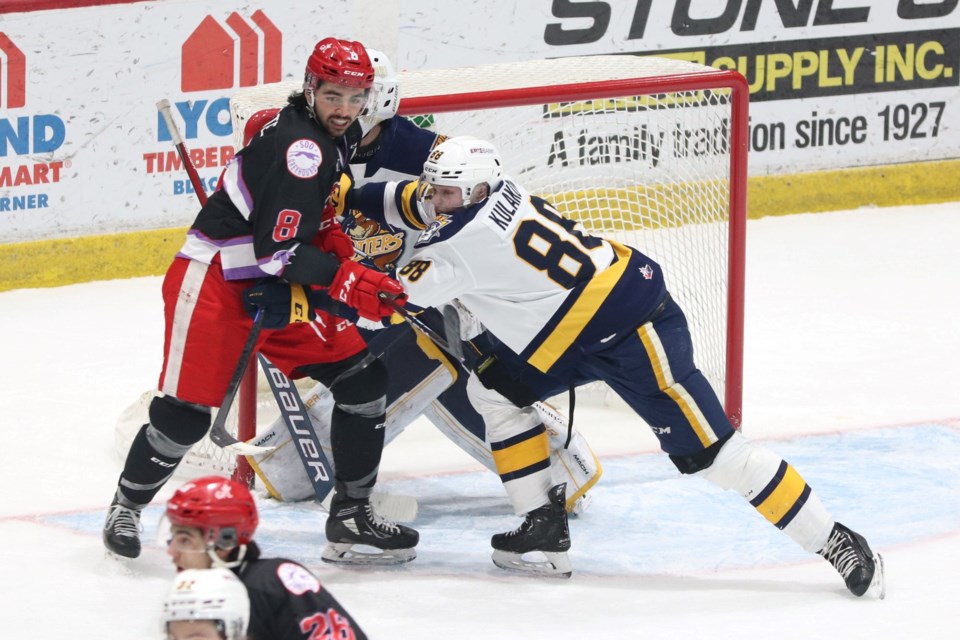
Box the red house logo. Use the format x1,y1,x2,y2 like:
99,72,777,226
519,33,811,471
0,32,26,109
182,11,281,92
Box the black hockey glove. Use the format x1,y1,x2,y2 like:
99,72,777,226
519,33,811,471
243,280,317,329
475,354,541,408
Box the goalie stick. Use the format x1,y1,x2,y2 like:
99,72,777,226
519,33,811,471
254,352,419,521
256,353,335,501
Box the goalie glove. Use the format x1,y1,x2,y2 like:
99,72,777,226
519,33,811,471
328,260,407,321
243,280,316,329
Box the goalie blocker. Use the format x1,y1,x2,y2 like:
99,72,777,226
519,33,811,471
247,317,601,515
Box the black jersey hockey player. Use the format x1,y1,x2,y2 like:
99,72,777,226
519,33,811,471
104,37,416,566
166,476,368,640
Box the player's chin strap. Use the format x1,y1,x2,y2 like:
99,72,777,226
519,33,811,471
209,544,248,570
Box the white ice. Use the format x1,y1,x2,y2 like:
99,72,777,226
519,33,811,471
1,202,959,639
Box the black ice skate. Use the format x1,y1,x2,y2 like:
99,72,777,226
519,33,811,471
103,492,143,559
322,493,419,566
818,522,886,599
491,483,572,578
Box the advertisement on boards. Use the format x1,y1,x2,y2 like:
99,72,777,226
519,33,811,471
394,1,958,175
1,1,357,242
0,0,958,244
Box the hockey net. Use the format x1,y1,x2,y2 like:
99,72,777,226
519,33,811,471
116,54,746,480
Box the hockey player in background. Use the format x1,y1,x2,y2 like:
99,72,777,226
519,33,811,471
161,567,250,640
165,476,367,640
347,135,886,596
103,37,417,566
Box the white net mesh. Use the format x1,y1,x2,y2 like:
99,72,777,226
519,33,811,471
118,55,745,476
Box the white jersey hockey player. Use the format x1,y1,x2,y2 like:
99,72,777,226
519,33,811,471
161,568,250,640
348,135,886,595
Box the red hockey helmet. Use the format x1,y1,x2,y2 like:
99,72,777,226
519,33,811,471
166,476,259,548
305,37,375,90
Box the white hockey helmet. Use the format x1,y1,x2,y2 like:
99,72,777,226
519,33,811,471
161,568,250,640
419,136,503,213
359,49,399,136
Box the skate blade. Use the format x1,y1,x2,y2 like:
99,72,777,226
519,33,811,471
867,553,886,600
321,542,416,567
491,549,572,578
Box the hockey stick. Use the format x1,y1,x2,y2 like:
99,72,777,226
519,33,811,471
386,299,465,362
387,297,576,448
208,309,276,454
158,98,270,459
254,352,419,521
256,353,335,501
157,99,208,205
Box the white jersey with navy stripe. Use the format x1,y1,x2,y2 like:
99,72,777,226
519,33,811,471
354,176,665,372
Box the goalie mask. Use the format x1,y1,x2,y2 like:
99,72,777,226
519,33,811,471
419,136,503,218
358,49,399,137
166,476,259,551
161,568,250,640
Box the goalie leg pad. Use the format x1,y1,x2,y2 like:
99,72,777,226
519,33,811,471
533,401,603,514
250,347,455,502
550,431,603,515
423,401,496,472
696,431,834,553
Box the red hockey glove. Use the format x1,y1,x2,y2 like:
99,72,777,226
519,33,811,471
317,224,355,262
312,204,355,262
328,261,407,321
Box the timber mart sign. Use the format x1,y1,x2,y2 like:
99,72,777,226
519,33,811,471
181,10,282,92
0,32,26,109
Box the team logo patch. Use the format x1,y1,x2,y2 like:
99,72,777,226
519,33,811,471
416,214,452,245
276,562,321,595
286,139,322,179
639,264,654,280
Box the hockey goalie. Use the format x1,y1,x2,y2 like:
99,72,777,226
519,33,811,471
248,312,602,516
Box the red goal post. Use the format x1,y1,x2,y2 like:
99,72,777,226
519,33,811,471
145,54,747,481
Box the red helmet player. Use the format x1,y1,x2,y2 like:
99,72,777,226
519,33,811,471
166,475,259,550
304,37,375,92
